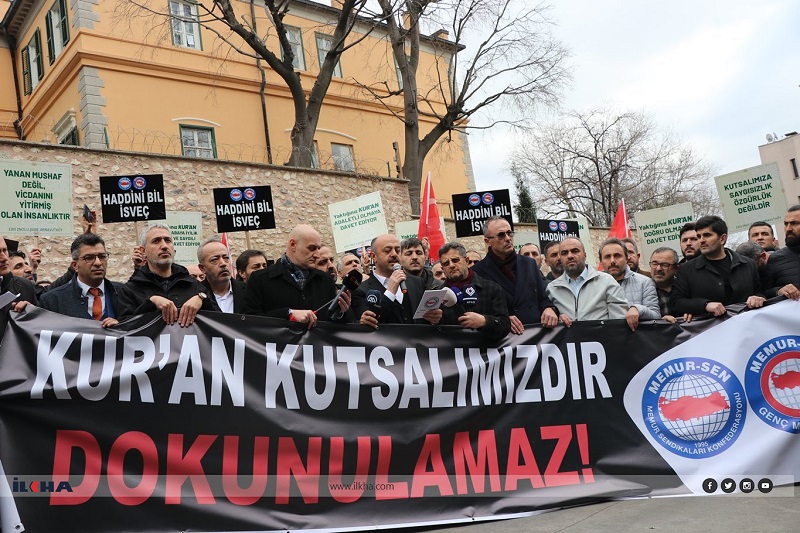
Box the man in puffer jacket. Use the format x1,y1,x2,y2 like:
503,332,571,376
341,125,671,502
599,238,660,331
761,205,800,300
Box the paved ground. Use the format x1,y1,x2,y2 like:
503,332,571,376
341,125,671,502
413,489,799,533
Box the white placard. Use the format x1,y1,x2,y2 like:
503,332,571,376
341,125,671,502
0,159,73,236
634,203,694,263
165,211,203,266
715,162,788,233
328,191,388,252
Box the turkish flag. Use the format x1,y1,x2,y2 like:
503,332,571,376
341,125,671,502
418,172,446,262
608,199,631,239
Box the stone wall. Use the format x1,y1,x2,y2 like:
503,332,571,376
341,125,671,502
0,140,411,282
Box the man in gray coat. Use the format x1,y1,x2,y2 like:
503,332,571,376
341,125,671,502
599,238,660,331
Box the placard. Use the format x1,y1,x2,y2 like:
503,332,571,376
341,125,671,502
328,191,388,252
100,174,166,223
165,211,203,265
715,162,788,233
452,189,513,237
0,159,73,236
213,186,275,232
634,203,694,263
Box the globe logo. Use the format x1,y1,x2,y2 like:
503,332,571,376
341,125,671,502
745,336,800,433
642,357,745,458
658,374,730,441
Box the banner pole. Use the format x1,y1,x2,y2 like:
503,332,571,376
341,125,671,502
246,230,252,249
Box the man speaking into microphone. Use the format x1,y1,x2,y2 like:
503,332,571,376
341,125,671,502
438,242,510,341
351,233,442,327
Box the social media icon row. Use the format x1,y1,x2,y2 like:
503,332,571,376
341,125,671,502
702,477,772,494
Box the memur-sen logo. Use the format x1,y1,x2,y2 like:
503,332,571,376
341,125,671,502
468,194,481,206
244,188,256,200
745,335,800,433
117,177,132,190
230,189,243,201
12,477,73,494
132,176,147,190
642,357,745,458
481,192,494,205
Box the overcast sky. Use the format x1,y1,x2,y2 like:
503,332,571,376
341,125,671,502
470,0,800,205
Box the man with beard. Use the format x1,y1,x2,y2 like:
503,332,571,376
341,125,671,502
39,234,121,327
671,215,764,318
762,205,800,300
0,236,37,341
546,237,628,326
315,246,339,283
599,238,659,331
244,224,351,328
679,222,700,263
198,236,247,313
438,242,510,341
472,216,558,334
352,234,441,327
622,237,650,278
117,223,219,325
542,240,564,282
399,237,443,289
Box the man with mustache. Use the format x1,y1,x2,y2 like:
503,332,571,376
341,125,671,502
762,205,800,300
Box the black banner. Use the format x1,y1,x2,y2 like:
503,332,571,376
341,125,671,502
537,218,580,244
213,186,275,232
0,304,798,532
99,174,166,223
452,189,513,237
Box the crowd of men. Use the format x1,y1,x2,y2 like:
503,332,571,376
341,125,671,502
1,204,798,341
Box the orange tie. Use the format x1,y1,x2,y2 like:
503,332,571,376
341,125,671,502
88,287,103,320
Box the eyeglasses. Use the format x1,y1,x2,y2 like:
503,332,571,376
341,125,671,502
79,253,109,263
488,230,514,240
649,261,676,269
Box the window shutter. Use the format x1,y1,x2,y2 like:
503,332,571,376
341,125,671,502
34,30,44,81
22,46,31,95
45,11,55,65
59,0,70,46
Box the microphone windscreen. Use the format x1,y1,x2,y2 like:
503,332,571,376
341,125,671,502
442,287,460,308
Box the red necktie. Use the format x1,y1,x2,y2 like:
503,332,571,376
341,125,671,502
88,287,103,320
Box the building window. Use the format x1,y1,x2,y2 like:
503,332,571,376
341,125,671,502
315,34,342,77
331,143,354,171
791,158,799,179
170,0,201,50
60,128,80,146
284,26,305,70
22,29,44,95
180,126,216,158
45,0,70,64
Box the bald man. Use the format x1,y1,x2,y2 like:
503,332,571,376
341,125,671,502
243,224,351,328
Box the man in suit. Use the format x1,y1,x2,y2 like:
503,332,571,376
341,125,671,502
197,236,247,314
40,234,121,327
243,224,351,327
471,216,558,334
352,233,442,327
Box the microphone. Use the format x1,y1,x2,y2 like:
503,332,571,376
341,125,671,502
392,263,407,294
442,287,461,308
327,269,363,312
366,289,382,319
462,284,477,312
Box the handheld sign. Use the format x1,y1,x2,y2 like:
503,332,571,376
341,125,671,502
100,174,166,223
213,186,275,232
452,189,512,237
0,159,73,236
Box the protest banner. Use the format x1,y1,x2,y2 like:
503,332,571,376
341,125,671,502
100,174,166,223
395,219,447,241
164,211,203,265
452,190,513,237
213,186,275,232
634,203,694,263
715,163,788,233
328,191,387,252
0,159,73,236
1,301,798,532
